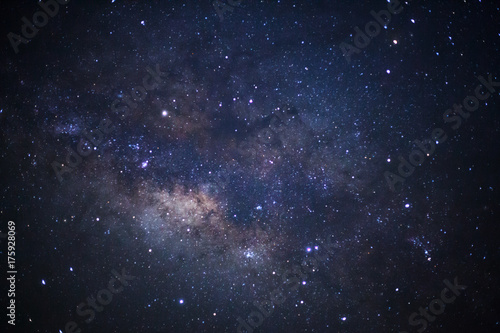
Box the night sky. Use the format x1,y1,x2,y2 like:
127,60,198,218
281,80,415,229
1,0,499,332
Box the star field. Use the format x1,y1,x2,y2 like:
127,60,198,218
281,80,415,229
1,1,499,333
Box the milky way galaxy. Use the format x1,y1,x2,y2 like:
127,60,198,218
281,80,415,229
1,1,499,333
